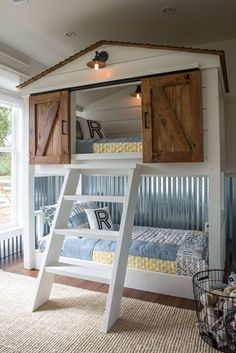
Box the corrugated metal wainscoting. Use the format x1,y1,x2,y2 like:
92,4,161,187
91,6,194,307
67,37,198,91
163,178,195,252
82,176,209,231
35,176,64,210
34,176,64,240
0,235,22,260
32,175,236,269
225,176,236,270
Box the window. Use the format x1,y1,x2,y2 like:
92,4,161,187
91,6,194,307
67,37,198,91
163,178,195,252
0,103,20,228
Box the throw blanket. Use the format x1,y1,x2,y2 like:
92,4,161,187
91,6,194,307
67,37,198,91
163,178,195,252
39,225,208,277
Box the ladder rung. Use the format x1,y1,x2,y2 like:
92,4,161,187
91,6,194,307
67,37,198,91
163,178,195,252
54,228,119,241
44,263,111,284
63,195,125,203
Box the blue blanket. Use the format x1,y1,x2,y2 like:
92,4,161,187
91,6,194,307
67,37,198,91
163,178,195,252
39,225,208,276
62,238,178,261
91,239,178,261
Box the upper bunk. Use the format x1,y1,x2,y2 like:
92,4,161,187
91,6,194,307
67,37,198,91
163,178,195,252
18,40,228,176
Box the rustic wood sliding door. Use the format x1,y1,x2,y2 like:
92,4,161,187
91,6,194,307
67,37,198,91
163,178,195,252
141,70,203,163
29,91,71,164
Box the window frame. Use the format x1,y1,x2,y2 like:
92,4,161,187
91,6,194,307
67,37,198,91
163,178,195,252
0,102,21,230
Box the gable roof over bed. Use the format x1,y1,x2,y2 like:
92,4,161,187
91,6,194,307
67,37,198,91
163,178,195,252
17,40,229,92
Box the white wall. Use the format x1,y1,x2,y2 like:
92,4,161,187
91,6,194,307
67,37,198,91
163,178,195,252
198,38,236,173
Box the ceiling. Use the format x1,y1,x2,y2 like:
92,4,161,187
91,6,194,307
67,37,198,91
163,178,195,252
0,0,236,67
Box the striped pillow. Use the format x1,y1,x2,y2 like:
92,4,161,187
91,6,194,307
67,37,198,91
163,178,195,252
40,201,97,229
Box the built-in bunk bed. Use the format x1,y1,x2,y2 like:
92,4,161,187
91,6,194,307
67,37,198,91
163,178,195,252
18,40,228,300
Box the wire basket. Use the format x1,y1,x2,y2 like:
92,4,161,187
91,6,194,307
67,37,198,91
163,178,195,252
225,311,236,353
193,270,236,352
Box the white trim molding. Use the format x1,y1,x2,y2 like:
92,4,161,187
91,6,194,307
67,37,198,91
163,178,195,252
0,226,23,241
0,88,23,107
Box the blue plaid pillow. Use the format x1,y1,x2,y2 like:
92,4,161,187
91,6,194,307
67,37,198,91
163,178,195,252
40,201,97,229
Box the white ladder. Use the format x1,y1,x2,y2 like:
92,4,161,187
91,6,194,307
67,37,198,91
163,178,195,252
32,163,141,333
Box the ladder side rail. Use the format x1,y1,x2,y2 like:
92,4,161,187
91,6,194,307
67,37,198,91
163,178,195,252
102,167,141,332
31,169,80,311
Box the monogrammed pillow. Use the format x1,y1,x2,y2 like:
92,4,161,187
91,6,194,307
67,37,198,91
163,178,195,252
85,207,114,230
77,117,105,139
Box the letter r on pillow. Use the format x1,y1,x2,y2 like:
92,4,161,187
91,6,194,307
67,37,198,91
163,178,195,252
94,209,111,229
87,120,103,138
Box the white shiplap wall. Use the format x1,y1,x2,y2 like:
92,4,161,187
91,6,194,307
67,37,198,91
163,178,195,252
77,84,142,138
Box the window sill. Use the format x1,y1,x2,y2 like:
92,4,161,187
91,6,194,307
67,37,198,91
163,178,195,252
0,225,23,241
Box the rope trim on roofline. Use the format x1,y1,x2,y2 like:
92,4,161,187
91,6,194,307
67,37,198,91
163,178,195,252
17,40,229,92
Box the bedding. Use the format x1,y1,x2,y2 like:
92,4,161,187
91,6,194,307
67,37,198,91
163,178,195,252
59,225,208,276
76,137,142,154
39,204,208,277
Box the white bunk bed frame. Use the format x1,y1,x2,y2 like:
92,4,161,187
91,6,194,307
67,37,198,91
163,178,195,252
19,41,227,300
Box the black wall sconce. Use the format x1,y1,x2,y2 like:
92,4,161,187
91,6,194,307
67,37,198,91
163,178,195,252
87,51,109,70
131,85,141,99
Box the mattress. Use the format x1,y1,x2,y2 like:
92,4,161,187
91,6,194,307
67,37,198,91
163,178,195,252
61,225,209,276
76,137,142,154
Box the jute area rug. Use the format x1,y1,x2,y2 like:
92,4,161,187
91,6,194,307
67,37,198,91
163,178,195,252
0,271,216,353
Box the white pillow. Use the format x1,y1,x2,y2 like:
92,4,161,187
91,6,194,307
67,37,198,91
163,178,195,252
77,117,105,139
85,207,114,230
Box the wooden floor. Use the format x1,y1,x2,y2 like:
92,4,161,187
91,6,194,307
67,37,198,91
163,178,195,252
0,254,195,310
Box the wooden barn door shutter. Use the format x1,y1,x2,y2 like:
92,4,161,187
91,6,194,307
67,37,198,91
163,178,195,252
29,91,71,164
141,70,203,163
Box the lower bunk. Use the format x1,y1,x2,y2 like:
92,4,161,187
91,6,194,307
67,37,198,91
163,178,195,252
60,226,208,278
36,209,208,299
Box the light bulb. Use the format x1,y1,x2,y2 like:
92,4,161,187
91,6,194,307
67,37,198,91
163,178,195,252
136,93,141,99
94,62,99,70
